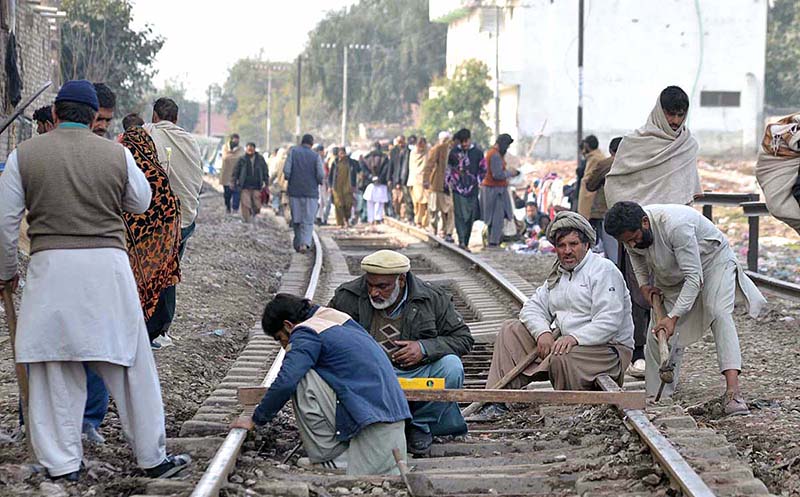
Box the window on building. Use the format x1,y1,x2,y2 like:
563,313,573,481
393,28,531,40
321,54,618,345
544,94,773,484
700,91,741,107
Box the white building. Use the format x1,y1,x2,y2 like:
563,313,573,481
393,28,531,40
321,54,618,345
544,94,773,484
430,0,768,159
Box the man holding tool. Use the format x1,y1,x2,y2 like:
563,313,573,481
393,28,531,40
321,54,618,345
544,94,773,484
604,201,766,415
471,211,634,420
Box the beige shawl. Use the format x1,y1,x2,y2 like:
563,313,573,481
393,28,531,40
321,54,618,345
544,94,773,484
755,114,800,235
605,98,701,207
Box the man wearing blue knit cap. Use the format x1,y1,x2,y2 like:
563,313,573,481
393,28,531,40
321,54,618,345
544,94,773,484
0,80,190,481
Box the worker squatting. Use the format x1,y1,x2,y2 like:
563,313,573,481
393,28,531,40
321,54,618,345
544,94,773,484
0,80,780,480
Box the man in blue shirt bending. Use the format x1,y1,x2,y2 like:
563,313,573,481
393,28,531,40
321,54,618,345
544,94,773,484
231,294,410,474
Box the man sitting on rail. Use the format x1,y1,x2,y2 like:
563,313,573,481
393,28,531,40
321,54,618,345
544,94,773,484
231,293,410,475
476,212,634,420
328,250,474,456
604,202,766,416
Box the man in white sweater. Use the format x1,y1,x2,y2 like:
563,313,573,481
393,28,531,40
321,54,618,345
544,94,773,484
480,212,634,418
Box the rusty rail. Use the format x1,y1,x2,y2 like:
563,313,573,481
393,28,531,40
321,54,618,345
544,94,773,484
190,230,323,497
385,217,717,497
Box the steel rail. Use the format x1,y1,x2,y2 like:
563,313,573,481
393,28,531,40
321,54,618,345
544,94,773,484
385,218,716,497
190,230,323,497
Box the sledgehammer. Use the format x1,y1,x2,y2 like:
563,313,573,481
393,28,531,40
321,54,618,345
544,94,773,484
651,293,676,402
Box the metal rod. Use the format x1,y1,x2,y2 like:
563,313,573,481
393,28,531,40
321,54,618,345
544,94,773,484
191,231,323,497
577,0,584,170
295,55,302,144
341,45,348,147
748,215,759,272
597,376,716,497
494,5,500,139
266,67,272,153
206,86,212,137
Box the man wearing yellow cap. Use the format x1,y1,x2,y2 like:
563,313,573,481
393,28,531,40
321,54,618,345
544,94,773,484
329,249,474,455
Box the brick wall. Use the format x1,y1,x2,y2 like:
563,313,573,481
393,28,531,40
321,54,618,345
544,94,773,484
0,0,60,162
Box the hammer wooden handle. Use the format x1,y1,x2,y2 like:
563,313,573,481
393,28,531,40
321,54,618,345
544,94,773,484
651,293,670,367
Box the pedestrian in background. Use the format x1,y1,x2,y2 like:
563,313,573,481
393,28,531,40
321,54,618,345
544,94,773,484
221,133,244,215
234,142,269,224
284,134,324,252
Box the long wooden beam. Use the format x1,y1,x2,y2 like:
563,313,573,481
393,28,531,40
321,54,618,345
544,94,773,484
238,386,645,410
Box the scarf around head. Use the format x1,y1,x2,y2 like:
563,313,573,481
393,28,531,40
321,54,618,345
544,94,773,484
604,97,700,207
755,113,800,236
544,211,597,289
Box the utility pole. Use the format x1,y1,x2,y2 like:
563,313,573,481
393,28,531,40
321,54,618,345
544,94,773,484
266,67,272,152
206,85,212,137
577,0,584,168
295,55,302,144
341,44,348,146
494,5,500,139
321,43,370,147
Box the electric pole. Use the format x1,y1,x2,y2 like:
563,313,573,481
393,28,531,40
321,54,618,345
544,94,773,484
494,5,500,139
577,0,584,168
321,43,370,147
296,55,302,144
341,44,348,146
266,67,272,152
206,85,212,137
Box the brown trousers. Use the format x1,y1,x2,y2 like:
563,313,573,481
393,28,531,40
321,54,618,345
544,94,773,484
240,188,261,223
486,319,632,390
333,199,353,227
411,185,429,227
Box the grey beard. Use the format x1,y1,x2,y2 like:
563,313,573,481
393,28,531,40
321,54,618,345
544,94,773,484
370,280,401,310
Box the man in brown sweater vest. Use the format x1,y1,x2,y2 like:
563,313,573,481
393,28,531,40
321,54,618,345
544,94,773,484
0,80,189,481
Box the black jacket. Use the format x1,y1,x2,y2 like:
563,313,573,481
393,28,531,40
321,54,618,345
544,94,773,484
234,152,269,190
389,145,410,186
358,150,390,190
328,272,474,363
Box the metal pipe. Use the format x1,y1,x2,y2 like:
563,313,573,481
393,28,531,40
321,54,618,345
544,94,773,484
295,56,302,144
577,0,584,169
494,5,500,139
190,230,323,497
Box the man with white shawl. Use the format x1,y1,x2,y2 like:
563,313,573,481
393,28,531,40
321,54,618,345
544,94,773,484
756,114,800,236
474,212,634,419
605,201,765,416
604,86,701,207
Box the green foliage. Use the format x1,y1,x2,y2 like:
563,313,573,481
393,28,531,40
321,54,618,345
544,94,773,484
419,59,493,147
766,0,800,107
60,0,164,112
304,0,446,124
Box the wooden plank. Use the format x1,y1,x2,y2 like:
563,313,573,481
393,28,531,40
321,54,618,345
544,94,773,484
238,385,644,409
404,388,645,409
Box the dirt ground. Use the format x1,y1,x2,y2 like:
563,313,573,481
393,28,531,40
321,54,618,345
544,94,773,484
481,245,800,497
0,190,292,496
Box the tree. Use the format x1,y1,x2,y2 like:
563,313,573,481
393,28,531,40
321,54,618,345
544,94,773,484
766,0,800,108
304,0,446,125
419,59,493,147
60,0,164,112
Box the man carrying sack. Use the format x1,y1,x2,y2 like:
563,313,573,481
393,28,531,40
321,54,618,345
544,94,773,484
756,114,800,236
473,211,633,420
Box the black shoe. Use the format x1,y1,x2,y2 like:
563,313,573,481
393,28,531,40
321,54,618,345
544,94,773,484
49,469,81,482
406,426,432,456
444,235,455,243
145,454,192,478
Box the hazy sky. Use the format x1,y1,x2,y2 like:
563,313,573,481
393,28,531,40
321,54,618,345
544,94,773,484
131,0,357,101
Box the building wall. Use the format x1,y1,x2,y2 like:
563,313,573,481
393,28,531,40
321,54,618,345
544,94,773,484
0,1,60,162
434,0,767,159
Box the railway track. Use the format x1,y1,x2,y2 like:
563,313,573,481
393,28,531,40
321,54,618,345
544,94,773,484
137,218,775,497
